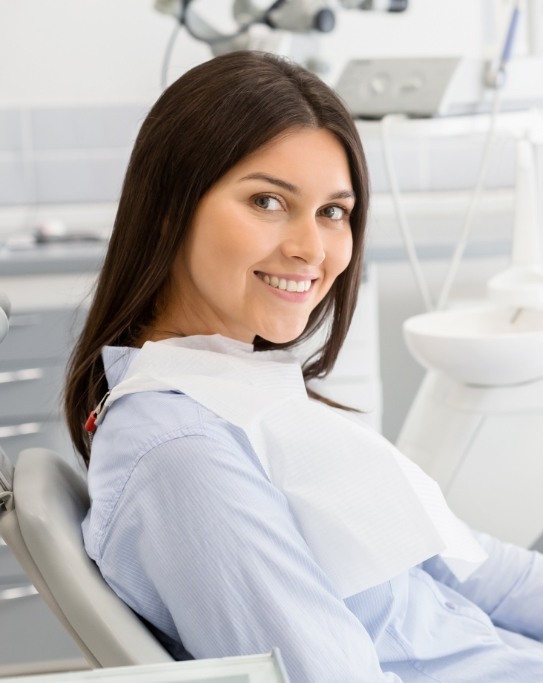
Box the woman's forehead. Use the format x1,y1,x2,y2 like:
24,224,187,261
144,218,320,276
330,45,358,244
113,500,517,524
220,127,353,189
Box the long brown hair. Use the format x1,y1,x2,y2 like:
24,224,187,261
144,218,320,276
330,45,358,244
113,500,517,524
65,51,370,465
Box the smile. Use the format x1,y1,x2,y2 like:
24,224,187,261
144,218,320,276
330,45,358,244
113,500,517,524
257,273,312,293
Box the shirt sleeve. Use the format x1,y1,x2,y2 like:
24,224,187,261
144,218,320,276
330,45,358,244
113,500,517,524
99,423,402,683
423,529,543,641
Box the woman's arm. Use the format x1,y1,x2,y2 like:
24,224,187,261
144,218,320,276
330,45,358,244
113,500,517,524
423,529,543,641
97,422,402,683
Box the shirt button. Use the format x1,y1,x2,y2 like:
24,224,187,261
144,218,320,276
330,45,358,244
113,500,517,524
444,601,457,611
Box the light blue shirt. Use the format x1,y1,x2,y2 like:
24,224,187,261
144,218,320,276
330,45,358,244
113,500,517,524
83,345,543,682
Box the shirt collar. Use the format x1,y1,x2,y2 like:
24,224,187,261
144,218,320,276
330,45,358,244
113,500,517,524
102,346,139,389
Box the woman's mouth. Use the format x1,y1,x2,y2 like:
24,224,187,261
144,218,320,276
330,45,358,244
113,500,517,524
257,273,312,293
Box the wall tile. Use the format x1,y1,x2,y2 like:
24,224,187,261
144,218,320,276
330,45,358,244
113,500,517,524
31,105,148,151
427,136,516,191
362,130,519,194
363,136,426,193
0,158,32,205
0,110,23,152
0,103,527,207
35,154,129,204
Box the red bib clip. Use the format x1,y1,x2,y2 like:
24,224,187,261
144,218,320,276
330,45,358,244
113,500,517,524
85,410,98,434
85,392,110,434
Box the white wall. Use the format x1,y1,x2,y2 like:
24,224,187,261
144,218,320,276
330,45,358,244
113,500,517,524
0,0,537,440
0,0,197,106
0,0,502,107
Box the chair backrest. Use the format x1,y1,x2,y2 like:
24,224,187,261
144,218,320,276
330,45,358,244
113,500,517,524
0,447,173,669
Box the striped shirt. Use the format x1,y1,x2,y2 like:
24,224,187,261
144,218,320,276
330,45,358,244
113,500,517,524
83,345,543,682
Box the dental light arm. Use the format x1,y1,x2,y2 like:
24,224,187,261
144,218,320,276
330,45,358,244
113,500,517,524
257,0,337,34
341,0,408,10
154,0,408,50
154,0,408,88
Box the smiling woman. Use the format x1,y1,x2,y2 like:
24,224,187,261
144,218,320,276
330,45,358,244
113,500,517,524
64,51,543,683
65,50,369,463
153,128,355,345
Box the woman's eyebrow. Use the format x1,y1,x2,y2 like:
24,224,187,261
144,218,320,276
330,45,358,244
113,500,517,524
240,172,298,194
330,189,356,201
240,172,356,202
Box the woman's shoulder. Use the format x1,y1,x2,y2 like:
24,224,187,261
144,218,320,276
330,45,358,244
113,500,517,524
84,388,264,559
93,388,247,469
99,343,237,448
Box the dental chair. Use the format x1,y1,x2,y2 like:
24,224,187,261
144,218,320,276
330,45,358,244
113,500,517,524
0,447,290,683
0,298,289,681
0,446,174,669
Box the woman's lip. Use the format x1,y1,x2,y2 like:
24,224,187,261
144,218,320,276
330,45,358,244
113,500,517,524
255,271,317,282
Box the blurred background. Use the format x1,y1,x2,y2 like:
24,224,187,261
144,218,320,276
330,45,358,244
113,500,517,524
2,0,535,439
2,0,543,674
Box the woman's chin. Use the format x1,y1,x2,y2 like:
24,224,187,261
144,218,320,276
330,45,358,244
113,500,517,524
257,326,307,346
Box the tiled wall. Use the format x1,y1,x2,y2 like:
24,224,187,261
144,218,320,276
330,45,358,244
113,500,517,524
0,103,526,208
360,133,518,193
0,105,149,206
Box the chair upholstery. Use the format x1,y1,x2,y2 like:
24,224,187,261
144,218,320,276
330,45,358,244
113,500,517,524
0,447,173,668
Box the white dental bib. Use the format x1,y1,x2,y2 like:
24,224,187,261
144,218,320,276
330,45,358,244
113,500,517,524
99,335,486,598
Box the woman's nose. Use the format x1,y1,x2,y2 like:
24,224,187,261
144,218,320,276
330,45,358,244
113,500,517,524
281,215,326,265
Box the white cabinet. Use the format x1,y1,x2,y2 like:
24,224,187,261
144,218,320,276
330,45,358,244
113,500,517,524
0,269,94,674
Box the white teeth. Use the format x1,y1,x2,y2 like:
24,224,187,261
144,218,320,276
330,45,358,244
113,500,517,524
261,274,312,293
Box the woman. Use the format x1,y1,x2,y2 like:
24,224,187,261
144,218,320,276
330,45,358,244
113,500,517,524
65,51,543,682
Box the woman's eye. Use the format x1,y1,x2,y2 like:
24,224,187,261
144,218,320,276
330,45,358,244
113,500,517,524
321,205,348,221
254,195,282,211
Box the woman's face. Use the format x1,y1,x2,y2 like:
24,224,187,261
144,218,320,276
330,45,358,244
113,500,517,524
160,127,355,344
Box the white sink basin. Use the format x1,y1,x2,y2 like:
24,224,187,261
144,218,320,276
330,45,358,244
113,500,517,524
403,306,543,386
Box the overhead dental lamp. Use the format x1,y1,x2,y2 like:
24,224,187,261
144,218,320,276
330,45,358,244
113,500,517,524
154,0,408,67
154,0,408,29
